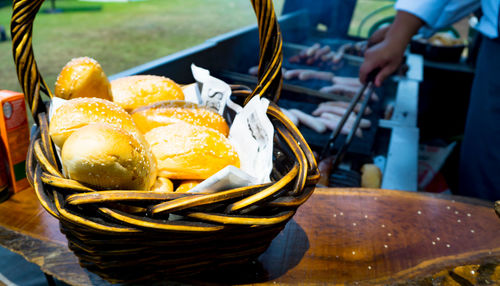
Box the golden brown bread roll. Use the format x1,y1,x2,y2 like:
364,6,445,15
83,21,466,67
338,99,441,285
111,75,184,111
175,180,202,193
151,177,174,193
49,97,141,148
131,100,229,136
55,57,112,101
145,122,240,180
61,123,156,190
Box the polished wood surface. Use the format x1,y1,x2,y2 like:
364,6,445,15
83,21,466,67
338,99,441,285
0,188,65,245
260,188,500,284
0,188,499,285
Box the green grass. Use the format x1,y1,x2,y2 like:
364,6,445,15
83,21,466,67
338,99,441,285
0,0,389,94
1,0,262,92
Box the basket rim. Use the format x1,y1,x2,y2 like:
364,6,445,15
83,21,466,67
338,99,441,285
29,107,319,234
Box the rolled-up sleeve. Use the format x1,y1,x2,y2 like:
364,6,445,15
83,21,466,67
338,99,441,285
395,0,450,27
395,0,481,36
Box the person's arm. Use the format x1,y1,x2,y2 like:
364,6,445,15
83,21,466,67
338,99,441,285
360,0,481,86
359,11,424,86
396,0,480,38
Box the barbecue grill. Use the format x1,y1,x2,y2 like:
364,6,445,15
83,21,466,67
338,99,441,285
111,10,422,191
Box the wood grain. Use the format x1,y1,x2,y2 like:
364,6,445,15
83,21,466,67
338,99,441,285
258,188,500,284
0,189,65,245
0,188,499,285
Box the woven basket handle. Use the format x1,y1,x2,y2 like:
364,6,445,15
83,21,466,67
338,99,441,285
11,0,283,123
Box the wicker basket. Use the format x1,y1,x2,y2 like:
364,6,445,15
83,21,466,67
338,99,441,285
12,0,319,283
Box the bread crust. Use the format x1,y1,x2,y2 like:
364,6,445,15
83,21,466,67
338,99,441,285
49,97,141,148
55,57,112,101
175,180,202,193
61,124,156,190
111,75,184,111
132,100,229,136
151,177,174,193
145,122,239,180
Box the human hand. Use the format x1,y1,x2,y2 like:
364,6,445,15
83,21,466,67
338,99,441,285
367,25,391,48
359,37,406,87
359,11,424,86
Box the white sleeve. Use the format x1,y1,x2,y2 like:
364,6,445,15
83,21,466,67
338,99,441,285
395,0,481,36
395,0,450,28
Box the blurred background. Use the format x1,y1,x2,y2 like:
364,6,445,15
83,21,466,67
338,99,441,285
0,0,410,92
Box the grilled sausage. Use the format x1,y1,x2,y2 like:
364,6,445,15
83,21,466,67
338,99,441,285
332,76,362,87
318,156,335,186
312,106,371,128
248,66,259,76
284,69,307,80
332,51,344,64
305,43,321,57
284,69,335,82
313,45,331,62
289,109,327,133
280,108,299,126
318,101,372,115
321,51,336,62
319,84,379,101
298,70,335,81
319,112,363,137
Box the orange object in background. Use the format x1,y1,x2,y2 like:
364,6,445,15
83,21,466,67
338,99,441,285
0,90,30,193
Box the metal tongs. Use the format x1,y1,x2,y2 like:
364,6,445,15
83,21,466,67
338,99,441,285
319,70,379,170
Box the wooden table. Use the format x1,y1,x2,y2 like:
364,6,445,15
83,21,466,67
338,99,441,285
1,187,499,285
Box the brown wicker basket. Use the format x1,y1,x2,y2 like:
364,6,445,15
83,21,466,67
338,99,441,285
11,0,320,283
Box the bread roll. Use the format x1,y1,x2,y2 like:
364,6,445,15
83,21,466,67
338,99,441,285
111,75,184,111
151,177,174,193
61,124,156,190
132,100,229,136
175,180,202,193
49,97,141,148
145,122,239,180
55,57,112,101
